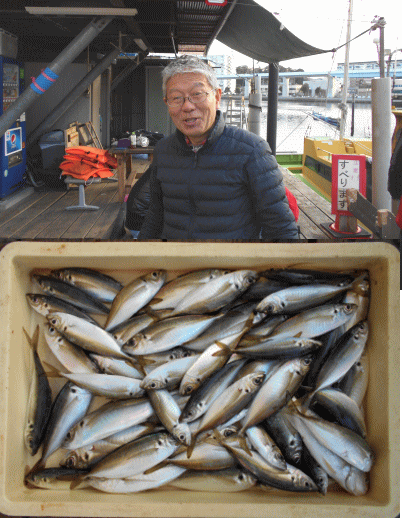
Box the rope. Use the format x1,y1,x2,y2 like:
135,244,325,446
30,68,58,94
277,114,310,149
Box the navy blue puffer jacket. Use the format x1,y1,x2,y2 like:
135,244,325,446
138,111,299,240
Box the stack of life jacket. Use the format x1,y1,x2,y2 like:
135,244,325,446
59,146,117,181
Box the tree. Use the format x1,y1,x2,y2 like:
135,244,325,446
301,83,310,96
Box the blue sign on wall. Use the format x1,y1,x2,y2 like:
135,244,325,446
4,127,22,156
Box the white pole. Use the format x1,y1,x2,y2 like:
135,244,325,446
339,0,353,139
371,77,393,210
248,74,262,136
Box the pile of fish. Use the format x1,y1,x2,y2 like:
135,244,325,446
23,265,373,496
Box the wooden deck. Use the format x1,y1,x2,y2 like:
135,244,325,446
0,163,336,242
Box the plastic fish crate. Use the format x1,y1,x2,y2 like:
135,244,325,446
0,241,399,518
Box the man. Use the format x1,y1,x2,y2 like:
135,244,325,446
137,55,299,240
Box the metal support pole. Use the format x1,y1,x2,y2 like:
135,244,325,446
267,63,278,156
27,45,121,146
0,16,114,139
111,51,148,91
379,19,385,78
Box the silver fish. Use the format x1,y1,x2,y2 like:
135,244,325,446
26,293,99,325
193,371,266,441
50,267,123,303
62,397,156,450
122,314,223,357
288,410,369,495
60,372,145,399
240,357,312,434
147,269,231,310
169,438,237,471
77,432,179,480
307,321,369,401
169,468,257,492
289,411,374,472
108,310,171,345
31,274,109,314
140,355,200,390
267,303,358,340
60,423,160,469
46,312,130,359
25,467,87,490
337,353,369,408
311,388,367,438
88,354,144,379
43,325,99,374
77,465,186,493
245,425,287,471
38,382,93,468
179,332,246,396
105,270,167,330
183,302,260,352
179,358,247,423
168,270,259,316
264,406,304,465
217,434,317,492
237,336,322,359
147,389,192,445
255,277,363,315
23,326,52,456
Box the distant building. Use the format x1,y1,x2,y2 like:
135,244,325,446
207,53,235,93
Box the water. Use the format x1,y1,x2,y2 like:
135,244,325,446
241,100,395,154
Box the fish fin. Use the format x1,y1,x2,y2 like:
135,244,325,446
132,356,150,376
134,356,156,367
293,332,303,338
211,341,234,357
186,435,198,459
70,475,88,490
42,361,63,378
143,460,167,475
237,434,252,456
144,306,164,321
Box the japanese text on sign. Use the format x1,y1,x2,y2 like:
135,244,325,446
331,154,366,217
337,159,360,210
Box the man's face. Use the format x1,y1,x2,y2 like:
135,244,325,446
165,72,222,146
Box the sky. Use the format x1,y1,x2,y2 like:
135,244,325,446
208,0,402,73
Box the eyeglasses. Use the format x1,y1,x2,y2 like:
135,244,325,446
165,89,215,107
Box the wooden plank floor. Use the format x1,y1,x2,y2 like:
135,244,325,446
0,164,335,242
279,166,335,240
0,179,124,241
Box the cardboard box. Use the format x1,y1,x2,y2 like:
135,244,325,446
0,241,399,517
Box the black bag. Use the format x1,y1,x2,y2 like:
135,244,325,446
388,127,402,199
125,165,152,231
26,130,67,190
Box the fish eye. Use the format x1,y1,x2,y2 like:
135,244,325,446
79,420,85,427
66,457,74,467
158,439,164,446
71,388,77,393
305,481,311,488
151,271,159,278
184,385,193,394
238,473,244,480
178,433,186,442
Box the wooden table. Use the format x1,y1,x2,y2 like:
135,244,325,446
110,147,154,202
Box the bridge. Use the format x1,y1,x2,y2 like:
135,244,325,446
217,69,402,80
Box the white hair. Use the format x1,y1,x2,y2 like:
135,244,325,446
162,55,219,97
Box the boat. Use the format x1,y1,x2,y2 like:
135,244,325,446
276,136,373,203
311,111,341,129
